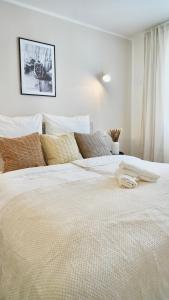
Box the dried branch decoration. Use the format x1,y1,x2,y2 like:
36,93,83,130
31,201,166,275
108,128,122,142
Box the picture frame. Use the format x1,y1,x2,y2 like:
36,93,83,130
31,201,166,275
19,38,56,97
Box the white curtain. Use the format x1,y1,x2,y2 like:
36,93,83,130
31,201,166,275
141,22,169,162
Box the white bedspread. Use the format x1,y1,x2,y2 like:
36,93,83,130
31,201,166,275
0,155,169,300
73,155,168,176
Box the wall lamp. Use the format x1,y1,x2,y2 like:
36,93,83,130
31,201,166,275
102,73,111,83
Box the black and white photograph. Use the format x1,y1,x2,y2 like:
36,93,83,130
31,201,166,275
19,38,56,97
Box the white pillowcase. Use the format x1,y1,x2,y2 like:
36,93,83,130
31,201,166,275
44,114,90,135
0,114,42,137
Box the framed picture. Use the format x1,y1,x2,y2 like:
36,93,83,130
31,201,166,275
19,38,56,97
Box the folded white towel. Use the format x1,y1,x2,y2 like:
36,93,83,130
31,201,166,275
119,161,160,182
117,174,138,189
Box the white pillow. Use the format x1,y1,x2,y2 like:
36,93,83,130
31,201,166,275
44,114,90,135
0,114,42,137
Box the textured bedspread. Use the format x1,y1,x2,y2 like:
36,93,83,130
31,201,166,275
0,156,169,300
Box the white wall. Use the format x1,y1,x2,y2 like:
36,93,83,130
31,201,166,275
131,33,144,157
0,1,131,153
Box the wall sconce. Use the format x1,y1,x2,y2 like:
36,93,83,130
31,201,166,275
102,73,111,83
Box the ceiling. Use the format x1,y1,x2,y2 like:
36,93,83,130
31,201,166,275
4,0,169,38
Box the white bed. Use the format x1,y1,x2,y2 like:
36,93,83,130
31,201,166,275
0,155,169,300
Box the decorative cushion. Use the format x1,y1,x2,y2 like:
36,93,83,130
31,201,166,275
74,131,112,158
43,114,90,134
41,133,82,165
0,156,4,173
0,133,46,172
103,133,114,153
0,114,43,172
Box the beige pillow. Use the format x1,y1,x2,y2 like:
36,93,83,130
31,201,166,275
74,131,111,158
41,133,82,165
0,133,46,172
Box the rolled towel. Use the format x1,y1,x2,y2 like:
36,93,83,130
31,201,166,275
116,168,140,180
119,161,160,182
117,174,138,189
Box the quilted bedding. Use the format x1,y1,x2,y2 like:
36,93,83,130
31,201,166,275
0,155,169,300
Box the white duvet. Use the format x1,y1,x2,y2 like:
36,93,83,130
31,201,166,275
0,155,169,300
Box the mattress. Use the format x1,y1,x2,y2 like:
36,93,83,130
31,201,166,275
0,155,169,300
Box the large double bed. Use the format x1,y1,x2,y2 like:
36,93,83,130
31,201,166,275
0,154,169,299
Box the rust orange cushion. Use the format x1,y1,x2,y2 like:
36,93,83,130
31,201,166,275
0,133,46,172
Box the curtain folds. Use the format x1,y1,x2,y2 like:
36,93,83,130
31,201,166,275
141,22,169,162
